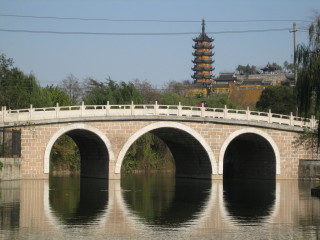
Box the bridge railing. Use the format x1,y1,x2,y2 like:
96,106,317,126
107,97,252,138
0,102,318,130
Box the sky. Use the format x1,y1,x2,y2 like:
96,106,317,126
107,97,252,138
0,0,319,88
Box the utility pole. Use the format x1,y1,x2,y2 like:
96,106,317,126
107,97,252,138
292,22,297,85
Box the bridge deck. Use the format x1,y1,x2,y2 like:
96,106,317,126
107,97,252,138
0,103,317,131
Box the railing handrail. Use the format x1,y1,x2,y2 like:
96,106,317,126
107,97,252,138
0,103,318,130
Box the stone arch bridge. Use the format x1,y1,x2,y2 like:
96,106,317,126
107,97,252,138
0,103,317,180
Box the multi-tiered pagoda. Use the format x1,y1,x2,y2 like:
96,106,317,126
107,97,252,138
192,19,214,85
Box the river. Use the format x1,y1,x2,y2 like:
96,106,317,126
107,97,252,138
0,174,319,239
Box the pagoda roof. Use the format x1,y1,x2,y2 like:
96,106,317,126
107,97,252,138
192,74,213,79
192,51,214,57
261,63,276,72
214,73,237,82
192,59,214,64
193,44,214,49
192,66,214,71
193,18,214,42
193,33,214,42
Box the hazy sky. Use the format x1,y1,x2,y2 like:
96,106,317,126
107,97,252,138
0,0,319,88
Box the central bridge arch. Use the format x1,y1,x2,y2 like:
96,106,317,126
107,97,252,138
115,122,217,179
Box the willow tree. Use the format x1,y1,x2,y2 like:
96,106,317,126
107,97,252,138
296,16,320,147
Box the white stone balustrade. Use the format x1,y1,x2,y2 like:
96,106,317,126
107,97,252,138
0,102,318,130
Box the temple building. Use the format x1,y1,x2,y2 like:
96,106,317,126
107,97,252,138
260,62,276,74
191,19,214,85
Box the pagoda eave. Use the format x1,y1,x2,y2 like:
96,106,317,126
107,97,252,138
192,74,213,79
192,67,214,71
192,59,214,64
193,35,214,42
192,45,214,49
192,52,214,57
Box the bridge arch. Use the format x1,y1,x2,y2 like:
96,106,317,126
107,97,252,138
219,128,280,179
115,122,217,179
44,123,114,178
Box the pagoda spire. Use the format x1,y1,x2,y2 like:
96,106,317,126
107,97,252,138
192,19,215,85
202,18,205,34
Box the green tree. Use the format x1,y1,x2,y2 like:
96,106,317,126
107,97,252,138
122,133,174,173
160,93,185,105
270,62,283,71
50,135,80,174
296,15,320,144
84,78,144,105
255,86,296,115
296,16,320,116
0,53,51,109
42,85,72,106
236,64,257,75
283,60,294,72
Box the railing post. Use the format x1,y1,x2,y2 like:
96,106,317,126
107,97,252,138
106,101,110,116
178,102,182,116
131,101,134,116
1,106,4,123
223,105,227,119
290,112,294,126
155,101,158,115
29,104,33,120
268,109,272,123
201,102,205,117
3,106,6,122
311,115,315,129
55,103,59,119
81,101,85,117
246,106,250,120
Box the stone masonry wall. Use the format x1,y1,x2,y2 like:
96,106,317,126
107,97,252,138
0,158,21,180
299,160,320,180
236,73,290,85
19,120,314,179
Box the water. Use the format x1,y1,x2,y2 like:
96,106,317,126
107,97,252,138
0,174,319,240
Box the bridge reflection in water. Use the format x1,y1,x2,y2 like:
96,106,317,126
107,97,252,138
0,176,319,239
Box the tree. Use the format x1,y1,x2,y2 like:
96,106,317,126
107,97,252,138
296,15,320,145
270,62,283,71
50,135,80,174
83,78,144,105
133,78,162,104
0,53,51,109
163,80,191,96
236,64,257,75
255,86,296,115
296,16,320,116
42,85,72,106
283,60,294,72
60,74,82,104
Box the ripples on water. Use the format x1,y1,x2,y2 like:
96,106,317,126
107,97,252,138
0,174,319,240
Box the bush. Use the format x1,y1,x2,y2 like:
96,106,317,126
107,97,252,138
256,86,296,115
